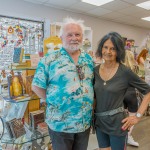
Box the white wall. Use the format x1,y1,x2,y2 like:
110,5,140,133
0,0,149,52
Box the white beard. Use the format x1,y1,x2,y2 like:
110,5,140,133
63,41,82,53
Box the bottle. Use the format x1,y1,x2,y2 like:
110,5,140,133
12,73,23,97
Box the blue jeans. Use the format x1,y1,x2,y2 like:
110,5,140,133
48,128,90,150
96,127,127,150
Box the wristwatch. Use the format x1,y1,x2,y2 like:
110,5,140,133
136,112,142,118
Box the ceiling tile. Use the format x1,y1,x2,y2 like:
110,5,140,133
139,22,150,28
101,0,132,11
117,5,146,15
44,0,78,8
120,0,149,5
129,10,150,18
100,12,126,20
24,0,48,4
113,15,139,23
68,2,97,13
130,19,150,28
86,7,112,16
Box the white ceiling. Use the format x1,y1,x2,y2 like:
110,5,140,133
23,0,150,29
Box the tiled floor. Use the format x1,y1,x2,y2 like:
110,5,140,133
87,116,150,150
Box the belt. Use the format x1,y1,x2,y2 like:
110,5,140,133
95,107,124,117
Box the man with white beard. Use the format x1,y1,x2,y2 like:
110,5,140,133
32,17,94,150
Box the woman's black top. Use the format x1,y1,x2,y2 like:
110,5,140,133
94,64,150,136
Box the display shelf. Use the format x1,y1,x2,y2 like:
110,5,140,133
1,95,39,103
1,129,49,145
9,67,37,70
0,65,36,70
83,26,93,52
50,22,62,37
0,67,49,148
10,67,37,70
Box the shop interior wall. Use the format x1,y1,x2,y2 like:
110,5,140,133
1,0,150,53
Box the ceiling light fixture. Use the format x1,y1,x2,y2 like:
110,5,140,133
142,16,150,21
81,0,114,6
136,1,150,10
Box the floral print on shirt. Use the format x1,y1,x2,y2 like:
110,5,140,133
32,47,94,133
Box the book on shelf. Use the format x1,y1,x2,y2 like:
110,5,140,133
37,122,48,135
30,110,45,130
13,47,24,63
30,54,40,67
24,99,40,125
37,122,48,129
5,118,26,139
37,127,48,135
5,119,15,138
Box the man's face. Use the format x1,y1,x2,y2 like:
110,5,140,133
61,24,83,52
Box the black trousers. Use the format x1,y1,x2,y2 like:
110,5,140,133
48,128,90,150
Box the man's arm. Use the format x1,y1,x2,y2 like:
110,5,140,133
32,85,46,101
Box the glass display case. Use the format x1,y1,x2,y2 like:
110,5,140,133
0,68,50,149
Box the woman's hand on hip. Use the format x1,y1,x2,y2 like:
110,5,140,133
121,116,140,131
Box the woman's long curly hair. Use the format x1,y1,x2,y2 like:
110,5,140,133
137,49,148,64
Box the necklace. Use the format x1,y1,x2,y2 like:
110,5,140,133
100,63,117,85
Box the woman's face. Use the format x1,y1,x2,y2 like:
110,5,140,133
102,39,117,62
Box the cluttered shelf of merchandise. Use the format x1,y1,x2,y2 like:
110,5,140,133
1,128,50,145
0,67,37,71
0,65,50,149
0,95,40,103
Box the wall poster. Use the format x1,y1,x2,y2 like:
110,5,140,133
0,15,44,69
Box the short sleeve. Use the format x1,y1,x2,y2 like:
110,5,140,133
32,57,48,89
127,68,150,95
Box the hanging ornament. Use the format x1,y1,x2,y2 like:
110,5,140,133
1,38,8,48
7,26,14,34
16,39,22,46
15,25,20,30
10,40,14,43
16,28,23,39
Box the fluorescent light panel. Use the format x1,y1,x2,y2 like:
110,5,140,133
142,16,150,21
136,1,150,10
81,0,114,6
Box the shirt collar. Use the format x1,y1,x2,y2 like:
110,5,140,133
60,47,85,56
60,47,88,65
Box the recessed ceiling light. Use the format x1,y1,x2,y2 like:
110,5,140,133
81,0,114,6
136,1,150,10
142,16,150,21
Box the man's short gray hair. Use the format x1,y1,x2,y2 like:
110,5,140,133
59,17,85,36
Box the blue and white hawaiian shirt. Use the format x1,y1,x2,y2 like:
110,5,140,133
32,47,94,133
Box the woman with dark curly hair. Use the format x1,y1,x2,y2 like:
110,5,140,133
94,32,150,150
